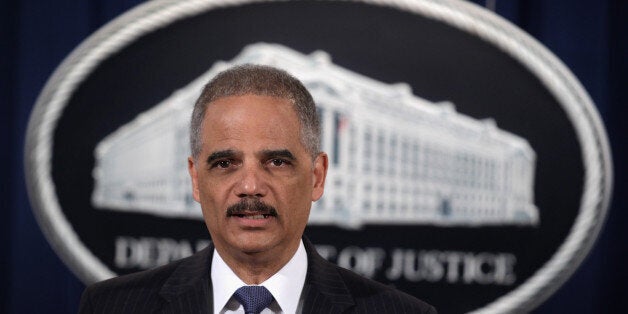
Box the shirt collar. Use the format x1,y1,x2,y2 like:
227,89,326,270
211,240,308,314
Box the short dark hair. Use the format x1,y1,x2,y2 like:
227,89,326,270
190,64,320,159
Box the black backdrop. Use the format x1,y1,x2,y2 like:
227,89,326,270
1,0,626,313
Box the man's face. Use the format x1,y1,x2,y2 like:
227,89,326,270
188,94,327,261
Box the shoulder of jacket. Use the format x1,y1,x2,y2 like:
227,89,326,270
334,265,437,313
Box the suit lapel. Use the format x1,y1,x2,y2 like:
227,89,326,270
152,239,354,313
158,245,214,313
301,238,354,314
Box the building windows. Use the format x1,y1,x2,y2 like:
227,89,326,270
91,43,537,227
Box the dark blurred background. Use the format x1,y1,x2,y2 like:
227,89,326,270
1,0,625,313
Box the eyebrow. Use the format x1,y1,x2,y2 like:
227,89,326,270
206,149,237,165
205,149,296,165
260,149,296,161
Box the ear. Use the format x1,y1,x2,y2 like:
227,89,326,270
311,152,328,201
188,156,201,202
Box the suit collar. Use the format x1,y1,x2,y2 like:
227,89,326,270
158,244,214,311
155,238,355,313
302,237,355,313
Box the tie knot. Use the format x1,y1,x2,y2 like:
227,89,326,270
233,286,274,314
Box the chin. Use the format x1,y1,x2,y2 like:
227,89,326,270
233,234,279,254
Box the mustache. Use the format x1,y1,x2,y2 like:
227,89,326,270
226,199,278,217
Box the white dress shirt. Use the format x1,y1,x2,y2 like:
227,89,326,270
211,240,308,314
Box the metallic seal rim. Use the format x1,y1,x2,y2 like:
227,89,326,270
24,0,613,312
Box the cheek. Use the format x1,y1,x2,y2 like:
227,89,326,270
281,178,313,212
198,181,227,215
201,174,228,196
282,173,307,192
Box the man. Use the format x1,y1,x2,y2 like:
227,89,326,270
79,64,436,313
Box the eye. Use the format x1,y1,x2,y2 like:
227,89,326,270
269,158,289,167
213,160,232,169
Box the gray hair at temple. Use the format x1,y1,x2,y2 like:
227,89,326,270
190,64,321,160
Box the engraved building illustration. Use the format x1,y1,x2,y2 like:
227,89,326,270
92,42,539,228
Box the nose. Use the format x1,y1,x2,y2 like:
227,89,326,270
234,164,267,198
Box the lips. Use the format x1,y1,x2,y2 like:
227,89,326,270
232,212,274,219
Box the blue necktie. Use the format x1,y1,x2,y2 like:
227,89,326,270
233,286,274,314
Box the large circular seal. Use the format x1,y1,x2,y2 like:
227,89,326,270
24,0,612,312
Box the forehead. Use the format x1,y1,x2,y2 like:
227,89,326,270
204,93,297,122
201,94,302,147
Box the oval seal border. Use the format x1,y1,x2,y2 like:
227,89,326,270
24,0,613,312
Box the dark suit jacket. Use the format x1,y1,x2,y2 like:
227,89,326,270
79,238,436,313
